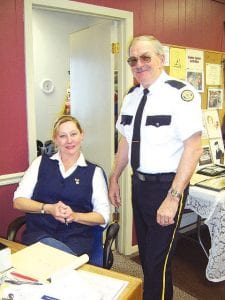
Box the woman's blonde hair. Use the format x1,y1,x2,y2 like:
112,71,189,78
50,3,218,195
52,115,83,139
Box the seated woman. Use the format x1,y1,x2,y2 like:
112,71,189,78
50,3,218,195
13,115,110,261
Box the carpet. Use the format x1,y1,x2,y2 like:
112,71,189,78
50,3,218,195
131,226,225,300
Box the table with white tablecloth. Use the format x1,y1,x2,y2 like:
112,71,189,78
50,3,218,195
186,186,225,282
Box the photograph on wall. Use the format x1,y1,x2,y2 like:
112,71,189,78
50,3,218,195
186,71,204,92
198,144,213,166
209,138,225,165
204,109,222,139
207,88,223,109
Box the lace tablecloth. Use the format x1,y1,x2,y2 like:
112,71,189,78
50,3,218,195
186,186,225,282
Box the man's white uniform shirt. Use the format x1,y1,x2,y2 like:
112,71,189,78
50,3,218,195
116,71,203,174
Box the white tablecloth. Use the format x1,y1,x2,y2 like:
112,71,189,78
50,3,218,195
186,186,225,282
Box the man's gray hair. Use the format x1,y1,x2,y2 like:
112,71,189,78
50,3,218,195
129,35,164,56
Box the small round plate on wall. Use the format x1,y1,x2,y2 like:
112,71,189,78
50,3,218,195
40,79,54,94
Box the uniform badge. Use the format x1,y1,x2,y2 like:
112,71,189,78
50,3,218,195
181,90,194,101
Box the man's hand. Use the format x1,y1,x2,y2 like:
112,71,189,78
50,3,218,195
156,195,179,226
109,177,121,208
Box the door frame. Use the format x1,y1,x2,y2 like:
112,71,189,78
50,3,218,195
24,0,136,255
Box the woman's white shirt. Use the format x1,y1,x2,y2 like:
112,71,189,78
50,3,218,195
13,152,110,225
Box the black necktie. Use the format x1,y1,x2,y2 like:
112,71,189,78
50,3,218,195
131,88,149,171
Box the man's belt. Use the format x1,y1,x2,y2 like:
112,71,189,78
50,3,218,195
135,171,175,182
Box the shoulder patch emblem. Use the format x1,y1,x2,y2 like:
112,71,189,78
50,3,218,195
181,90,194,101
128,84,140,94
165,80,186,90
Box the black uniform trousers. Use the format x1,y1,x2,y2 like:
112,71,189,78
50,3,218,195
132,172,187,300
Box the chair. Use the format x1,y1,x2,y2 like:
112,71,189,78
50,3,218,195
103,222,120,269
43,140,56,156
6,216,120,269
36,140,43,156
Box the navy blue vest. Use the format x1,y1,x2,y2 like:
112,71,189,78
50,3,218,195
23,154,97,256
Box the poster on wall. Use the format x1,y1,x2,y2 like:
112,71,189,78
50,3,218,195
204,109,222,138
186,49,204,71
186,49,204,92
206,63,223,85
169,47,186,80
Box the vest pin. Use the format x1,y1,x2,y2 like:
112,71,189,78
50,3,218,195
75,178,80,184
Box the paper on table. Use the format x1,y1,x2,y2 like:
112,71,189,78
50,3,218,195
2,269,128,300
11,242,89,282
76,269,129,300
50,269,128,300
2,275,102,300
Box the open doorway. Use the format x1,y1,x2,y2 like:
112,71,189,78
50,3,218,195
32,9,114,176
24,0,135,255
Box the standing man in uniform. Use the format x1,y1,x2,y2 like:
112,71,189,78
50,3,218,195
109,36,203,300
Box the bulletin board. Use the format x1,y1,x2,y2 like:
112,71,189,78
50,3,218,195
164,45,225,131
163,45,225,167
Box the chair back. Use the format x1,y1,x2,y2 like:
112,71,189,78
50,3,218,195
89,225,104,267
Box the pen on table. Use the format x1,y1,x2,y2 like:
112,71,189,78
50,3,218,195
10,271,38,282
5,279,43,285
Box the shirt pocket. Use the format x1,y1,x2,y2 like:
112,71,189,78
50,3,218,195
145,115,172,145
120,114,133,126
145,115,171,127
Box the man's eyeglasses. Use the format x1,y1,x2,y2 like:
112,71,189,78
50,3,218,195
127,55,152,67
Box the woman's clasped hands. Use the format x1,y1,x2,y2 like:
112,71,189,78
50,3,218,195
52,201,73,224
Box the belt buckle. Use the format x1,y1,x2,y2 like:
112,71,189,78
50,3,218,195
137,172,145,181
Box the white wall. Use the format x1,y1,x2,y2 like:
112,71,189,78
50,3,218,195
32,9,100,143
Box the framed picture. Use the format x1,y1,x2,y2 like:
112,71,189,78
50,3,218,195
208,88,223,109
198,145,213,166
209,138,225,165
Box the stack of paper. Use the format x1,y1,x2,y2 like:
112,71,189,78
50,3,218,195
11,242,89,282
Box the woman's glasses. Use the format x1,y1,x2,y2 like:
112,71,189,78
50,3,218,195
127,55,152,67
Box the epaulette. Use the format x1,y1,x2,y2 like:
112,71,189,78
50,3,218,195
127,84,140,94
165,80,186,90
